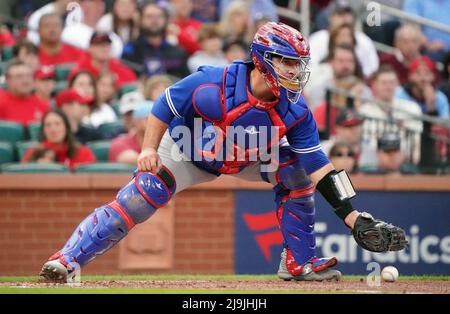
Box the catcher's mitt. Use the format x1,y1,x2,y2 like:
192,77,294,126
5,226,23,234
352,212,408,252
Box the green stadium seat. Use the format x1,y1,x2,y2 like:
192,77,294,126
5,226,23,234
16,141,39,160
2,46,14,62
86,140,111,162
55,63,76,81
0,61,6,76
111,102,121,117
1,162,70,173
118,83,138,98
98,121,125,138
0,120,25,145
0,142,14,164
27,122,42,141
53,81,68,95
73,162,135,173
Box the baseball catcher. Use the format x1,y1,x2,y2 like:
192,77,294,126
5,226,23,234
40,22,408,283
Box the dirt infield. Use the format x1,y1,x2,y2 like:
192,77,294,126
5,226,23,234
1,278,449,294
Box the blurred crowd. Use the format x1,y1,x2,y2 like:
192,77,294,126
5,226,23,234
0,0,449,174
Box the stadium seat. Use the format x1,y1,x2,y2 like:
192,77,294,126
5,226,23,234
118,83,138,98
16,141,39,160
55,63,76,81
0,120,25,144
86,140,111,161
0,61,6,76
2,46,14,61
1,163,70,173
53,81,69,95
98,121,125,139
111,102,121,117
27,122,41,141
73,162,135,173
0,142,14,164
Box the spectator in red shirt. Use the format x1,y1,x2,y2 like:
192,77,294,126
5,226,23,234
34,65,56,104
109,100,153,165
38,13,86,66
22,109,96,170
0,59,50,125
170,0,202,55
68,32,137,88
0,24,16,48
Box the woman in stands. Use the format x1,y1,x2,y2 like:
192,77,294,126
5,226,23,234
84,71,119,128
21,109,96,170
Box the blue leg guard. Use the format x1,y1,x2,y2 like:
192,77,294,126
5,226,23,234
49,167,176,270
273,147,337,276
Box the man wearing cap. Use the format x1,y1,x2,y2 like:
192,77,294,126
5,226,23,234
376,133,404,174
360,132,417,175
68,32,137,88
109,101,154,165
395,56,449,119
34,65,56,104
119,91,145,132
0,60,50,125
54,88,103,144
321,108,365,156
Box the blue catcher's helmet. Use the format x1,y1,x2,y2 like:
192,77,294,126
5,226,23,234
251,22,311,103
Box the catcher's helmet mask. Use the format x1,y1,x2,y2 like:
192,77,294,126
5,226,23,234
251,22,311,103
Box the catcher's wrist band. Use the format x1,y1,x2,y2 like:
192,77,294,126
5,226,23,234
316,169,356,220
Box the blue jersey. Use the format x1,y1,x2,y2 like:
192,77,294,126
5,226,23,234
152,61,330,175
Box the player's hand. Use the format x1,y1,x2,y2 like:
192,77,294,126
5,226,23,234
137,147,161,173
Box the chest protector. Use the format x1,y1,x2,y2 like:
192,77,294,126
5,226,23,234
191,61,308,174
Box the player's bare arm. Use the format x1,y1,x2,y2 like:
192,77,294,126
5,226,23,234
137,114,168,173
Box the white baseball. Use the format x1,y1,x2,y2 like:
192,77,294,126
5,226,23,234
381,266,399,282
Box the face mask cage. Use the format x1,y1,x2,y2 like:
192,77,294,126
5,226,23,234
263,52,311,103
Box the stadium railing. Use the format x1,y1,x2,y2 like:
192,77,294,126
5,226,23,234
322,87,450,174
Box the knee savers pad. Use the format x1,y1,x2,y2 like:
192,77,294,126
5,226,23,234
116,166,176,223
276,147,312,191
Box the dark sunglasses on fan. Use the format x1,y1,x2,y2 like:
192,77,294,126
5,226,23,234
332,151,355,157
